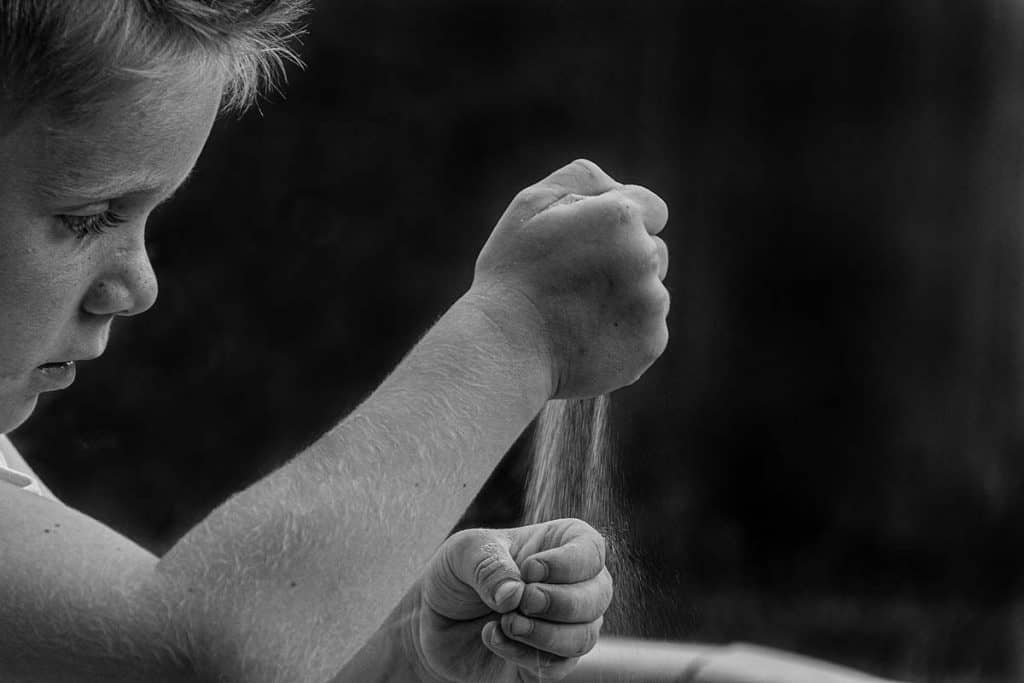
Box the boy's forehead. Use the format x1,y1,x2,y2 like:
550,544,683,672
20,74,223,203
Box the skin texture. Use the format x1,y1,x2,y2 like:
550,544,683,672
416,520,613,681
0,71,221,433
339,519,613,682
0,60,668,679
470,160,670,399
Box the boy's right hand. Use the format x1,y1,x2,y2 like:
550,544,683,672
467,159,670,399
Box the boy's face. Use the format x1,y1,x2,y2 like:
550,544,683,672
0,72,222,433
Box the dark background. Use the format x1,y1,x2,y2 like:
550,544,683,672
14,1,1024,680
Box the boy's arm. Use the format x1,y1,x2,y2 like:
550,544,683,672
158,158,668,681
158,294,554,681
0,159,669,682
331,584,433,682
0,295,545,683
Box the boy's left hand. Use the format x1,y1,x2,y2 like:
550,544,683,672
409,518,613,682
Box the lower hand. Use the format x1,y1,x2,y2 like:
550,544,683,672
407,518,613,682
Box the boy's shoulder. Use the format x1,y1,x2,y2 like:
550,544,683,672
0,472,183,681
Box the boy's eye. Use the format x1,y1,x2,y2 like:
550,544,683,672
57,211,128,240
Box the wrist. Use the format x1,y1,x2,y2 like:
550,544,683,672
398,587,450,683
333,585,443,683
456,284,555,401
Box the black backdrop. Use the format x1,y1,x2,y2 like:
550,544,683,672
15,1,1024,680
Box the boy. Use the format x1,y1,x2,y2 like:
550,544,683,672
0,1,670,681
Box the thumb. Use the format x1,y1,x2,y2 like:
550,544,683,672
426,528,526,619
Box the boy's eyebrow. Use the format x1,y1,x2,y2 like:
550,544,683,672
36,168,195,204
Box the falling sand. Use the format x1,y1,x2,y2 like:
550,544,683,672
523,395,644,635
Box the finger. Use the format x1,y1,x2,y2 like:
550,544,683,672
500,613,604,659
482,621,581,681
519,567,613,623
521,523,606,584
506,160,623,227
618,184,669,236
538,188,664,251
536,158,622,197
631,280,671,373
650,235,669,280
425,528,525,618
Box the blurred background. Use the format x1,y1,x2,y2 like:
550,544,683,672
13,0,1024,680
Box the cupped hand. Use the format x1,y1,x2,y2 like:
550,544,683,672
410,518,613,682
469,159,670,399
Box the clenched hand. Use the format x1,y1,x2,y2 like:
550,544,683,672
407,519,612,682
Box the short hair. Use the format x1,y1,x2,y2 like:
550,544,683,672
0,0,310,126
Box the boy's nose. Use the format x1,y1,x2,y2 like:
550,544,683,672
81,245,159,318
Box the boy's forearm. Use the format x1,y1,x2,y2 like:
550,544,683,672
156,292,550,681
332,627,423,683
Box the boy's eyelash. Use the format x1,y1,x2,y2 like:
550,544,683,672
57,211,128,239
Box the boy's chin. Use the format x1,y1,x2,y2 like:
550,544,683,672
0,395,38,435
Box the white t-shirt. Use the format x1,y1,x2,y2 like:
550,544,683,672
0,435,45,497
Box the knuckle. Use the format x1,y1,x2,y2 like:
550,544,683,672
626,283,665,321
565,517,590,532
645,313,668,346
638,282,670,317
648,326,669,361
570,158,600,179
651,191,669,221
543,520,564,548
655,284,671,314
451,527,486,552
512,187,534,204
630,184,668,219
611,197,638,225
653,234,669,259
452,528,512,586
641,242,662,274
472,551,505,586
624,238,660,279
513,186,546,210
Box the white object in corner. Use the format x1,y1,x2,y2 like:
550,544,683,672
0,435,45,497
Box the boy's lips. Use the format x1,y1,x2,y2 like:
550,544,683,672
30,348,103,390
38,348,105,367
38,360,75,370
32,361,77,391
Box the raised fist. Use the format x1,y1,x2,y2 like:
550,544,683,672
469,159,670,398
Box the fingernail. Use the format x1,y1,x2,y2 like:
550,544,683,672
523,559,547,582
494,580,520,607
507,614,533,636
522,588,548,615
486,622,502,646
